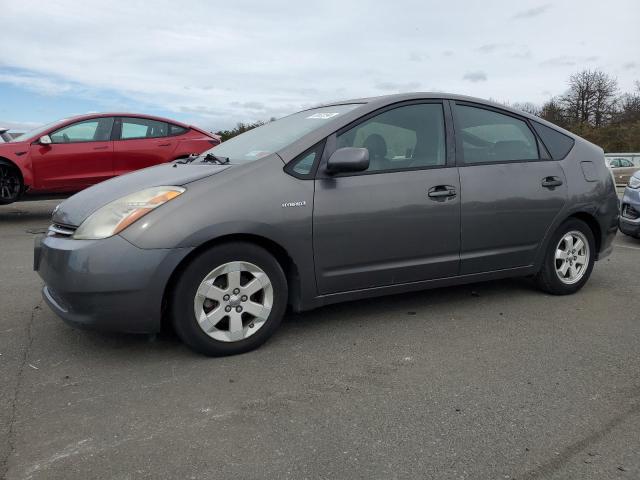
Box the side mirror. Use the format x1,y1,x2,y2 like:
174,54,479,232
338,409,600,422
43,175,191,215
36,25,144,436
326,147,369,174
38,135,52,145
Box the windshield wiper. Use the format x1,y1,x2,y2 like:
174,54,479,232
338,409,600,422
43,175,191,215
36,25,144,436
175,153,230,165
201,153,230,165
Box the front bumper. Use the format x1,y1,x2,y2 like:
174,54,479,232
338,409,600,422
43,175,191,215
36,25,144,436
619,187,640,238
35,233,193,333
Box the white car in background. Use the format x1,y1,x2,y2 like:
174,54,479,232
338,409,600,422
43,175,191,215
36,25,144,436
604,153,640,185
0,128,12,142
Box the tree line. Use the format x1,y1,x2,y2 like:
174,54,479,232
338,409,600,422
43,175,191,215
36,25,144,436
216,69,640,152
512,70,640,152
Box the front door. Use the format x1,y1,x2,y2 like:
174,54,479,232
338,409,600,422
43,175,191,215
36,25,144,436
31,117,115,191
313,102,461,294
452,102,567,274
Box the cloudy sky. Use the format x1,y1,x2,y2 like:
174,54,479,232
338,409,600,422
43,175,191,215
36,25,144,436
0,0,638,132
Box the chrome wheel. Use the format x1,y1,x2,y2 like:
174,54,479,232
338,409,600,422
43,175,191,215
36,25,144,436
193,261,273,342
554,231,589,285
0,165,21,203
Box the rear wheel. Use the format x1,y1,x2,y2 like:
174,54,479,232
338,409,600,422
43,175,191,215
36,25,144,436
535,219,595,295
0,163,23,205
171,242,288,356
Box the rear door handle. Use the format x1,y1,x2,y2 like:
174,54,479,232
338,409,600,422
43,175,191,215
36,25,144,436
93,146,108,150
158,143,172,147
428,185,457,199
542,176,563,188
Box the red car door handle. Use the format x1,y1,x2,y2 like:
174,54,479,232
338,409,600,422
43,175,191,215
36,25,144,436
158,143,172,147
93,146,108,150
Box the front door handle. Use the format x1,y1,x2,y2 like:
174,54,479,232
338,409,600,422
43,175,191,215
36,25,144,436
93,146,108,150
428,185,457,199
542,176,563,188
158,143,172,147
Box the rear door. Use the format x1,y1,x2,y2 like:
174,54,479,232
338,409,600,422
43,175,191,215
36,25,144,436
30,117,115,191
313,101,461,294
452,102,567,274
113,117,177,175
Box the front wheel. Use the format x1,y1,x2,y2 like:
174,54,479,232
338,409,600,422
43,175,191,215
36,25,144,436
535,219,595,295
171,242,288,356
0,164,23,205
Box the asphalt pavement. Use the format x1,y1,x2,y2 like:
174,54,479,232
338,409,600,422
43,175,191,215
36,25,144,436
1,199,639,480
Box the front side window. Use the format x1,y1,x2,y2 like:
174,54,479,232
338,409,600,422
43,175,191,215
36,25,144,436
456,105,538,164
120,118,168,140
336,103,446,173
50,117,114,143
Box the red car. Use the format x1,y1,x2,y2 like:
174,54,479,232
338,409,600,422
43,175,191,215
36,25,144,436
0,113,220,205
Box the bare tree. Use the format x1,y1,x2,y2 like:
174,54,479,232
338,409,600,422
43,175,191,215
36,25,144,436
561,69,617,126
511,102,541,116
539,97,567,127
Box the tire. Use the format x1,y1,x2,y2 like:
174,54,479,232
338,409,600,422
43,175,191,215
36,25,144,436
535,218,596,295
171,242,288,356
0,163,23,205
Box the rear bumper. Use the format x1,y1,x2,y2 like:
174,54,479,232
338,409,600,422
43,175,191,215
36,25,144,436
35,234,193,333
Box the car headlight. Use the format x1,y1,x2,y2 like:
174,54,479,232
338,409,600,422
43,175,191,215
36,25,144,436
73,186,185,240
629,176,640,189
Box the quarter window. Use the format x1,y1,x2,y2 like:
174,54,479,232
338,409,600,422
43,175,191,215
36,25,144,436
50,117,114,143
120,118,168,140
336,103,446,173
169,124,188,136
455,105,539,164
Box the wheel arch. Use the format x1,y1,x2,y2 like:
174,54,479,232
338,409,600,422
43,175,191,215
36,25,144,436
567,211,602,254
161,233,302,331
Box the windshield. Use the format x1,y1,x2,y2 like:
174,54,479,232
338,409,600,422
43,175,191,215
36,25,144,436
206,104,361,162
10,119,68,142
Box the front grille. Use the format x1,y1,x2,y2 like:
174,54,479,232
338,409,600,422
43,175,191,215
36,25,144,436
48,223,77,237
622,204,640,220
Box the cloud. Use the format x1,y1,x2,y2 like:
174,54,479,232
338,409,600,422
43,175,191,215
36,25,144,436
476,43,507,54
623,62,638,70
409,52,429,62
374,81,421,91
513,4,551,19
0,0,637,129
462,71,487,82
540,55,599,67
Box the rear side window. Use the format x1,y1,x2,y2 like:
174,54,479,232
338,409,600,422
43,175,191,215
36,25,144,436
531,121,575,160
169,124,188,136
120,118,168,139
455,105,538,164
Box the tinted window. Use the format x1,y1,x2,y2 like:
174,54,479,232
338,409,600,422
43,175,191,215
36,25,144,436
336,103,445,172
120,118,168,139
456,105,538,164
50,117,114,143
531,121,575,160
169,124,188,136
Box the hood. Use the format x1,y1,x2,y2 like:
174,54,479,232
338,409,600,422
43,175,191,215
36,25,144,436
53,162,230,226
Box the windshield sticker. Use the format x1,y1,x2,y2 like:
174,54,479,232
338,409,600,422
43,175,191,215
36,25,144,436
306,112,341,119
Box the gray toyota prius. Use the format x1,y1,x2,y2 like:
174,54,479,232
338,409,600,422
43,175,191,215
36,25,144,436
35,93,619,356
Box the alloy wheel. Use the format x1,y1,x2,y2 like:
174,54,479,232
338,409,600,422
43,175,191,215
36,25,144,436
554,230,590,285
0,165,21,202
193,261,273,342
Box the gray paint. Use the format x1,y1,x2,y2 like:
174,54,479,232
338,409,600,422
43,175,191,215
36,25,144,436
36,93,619,333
